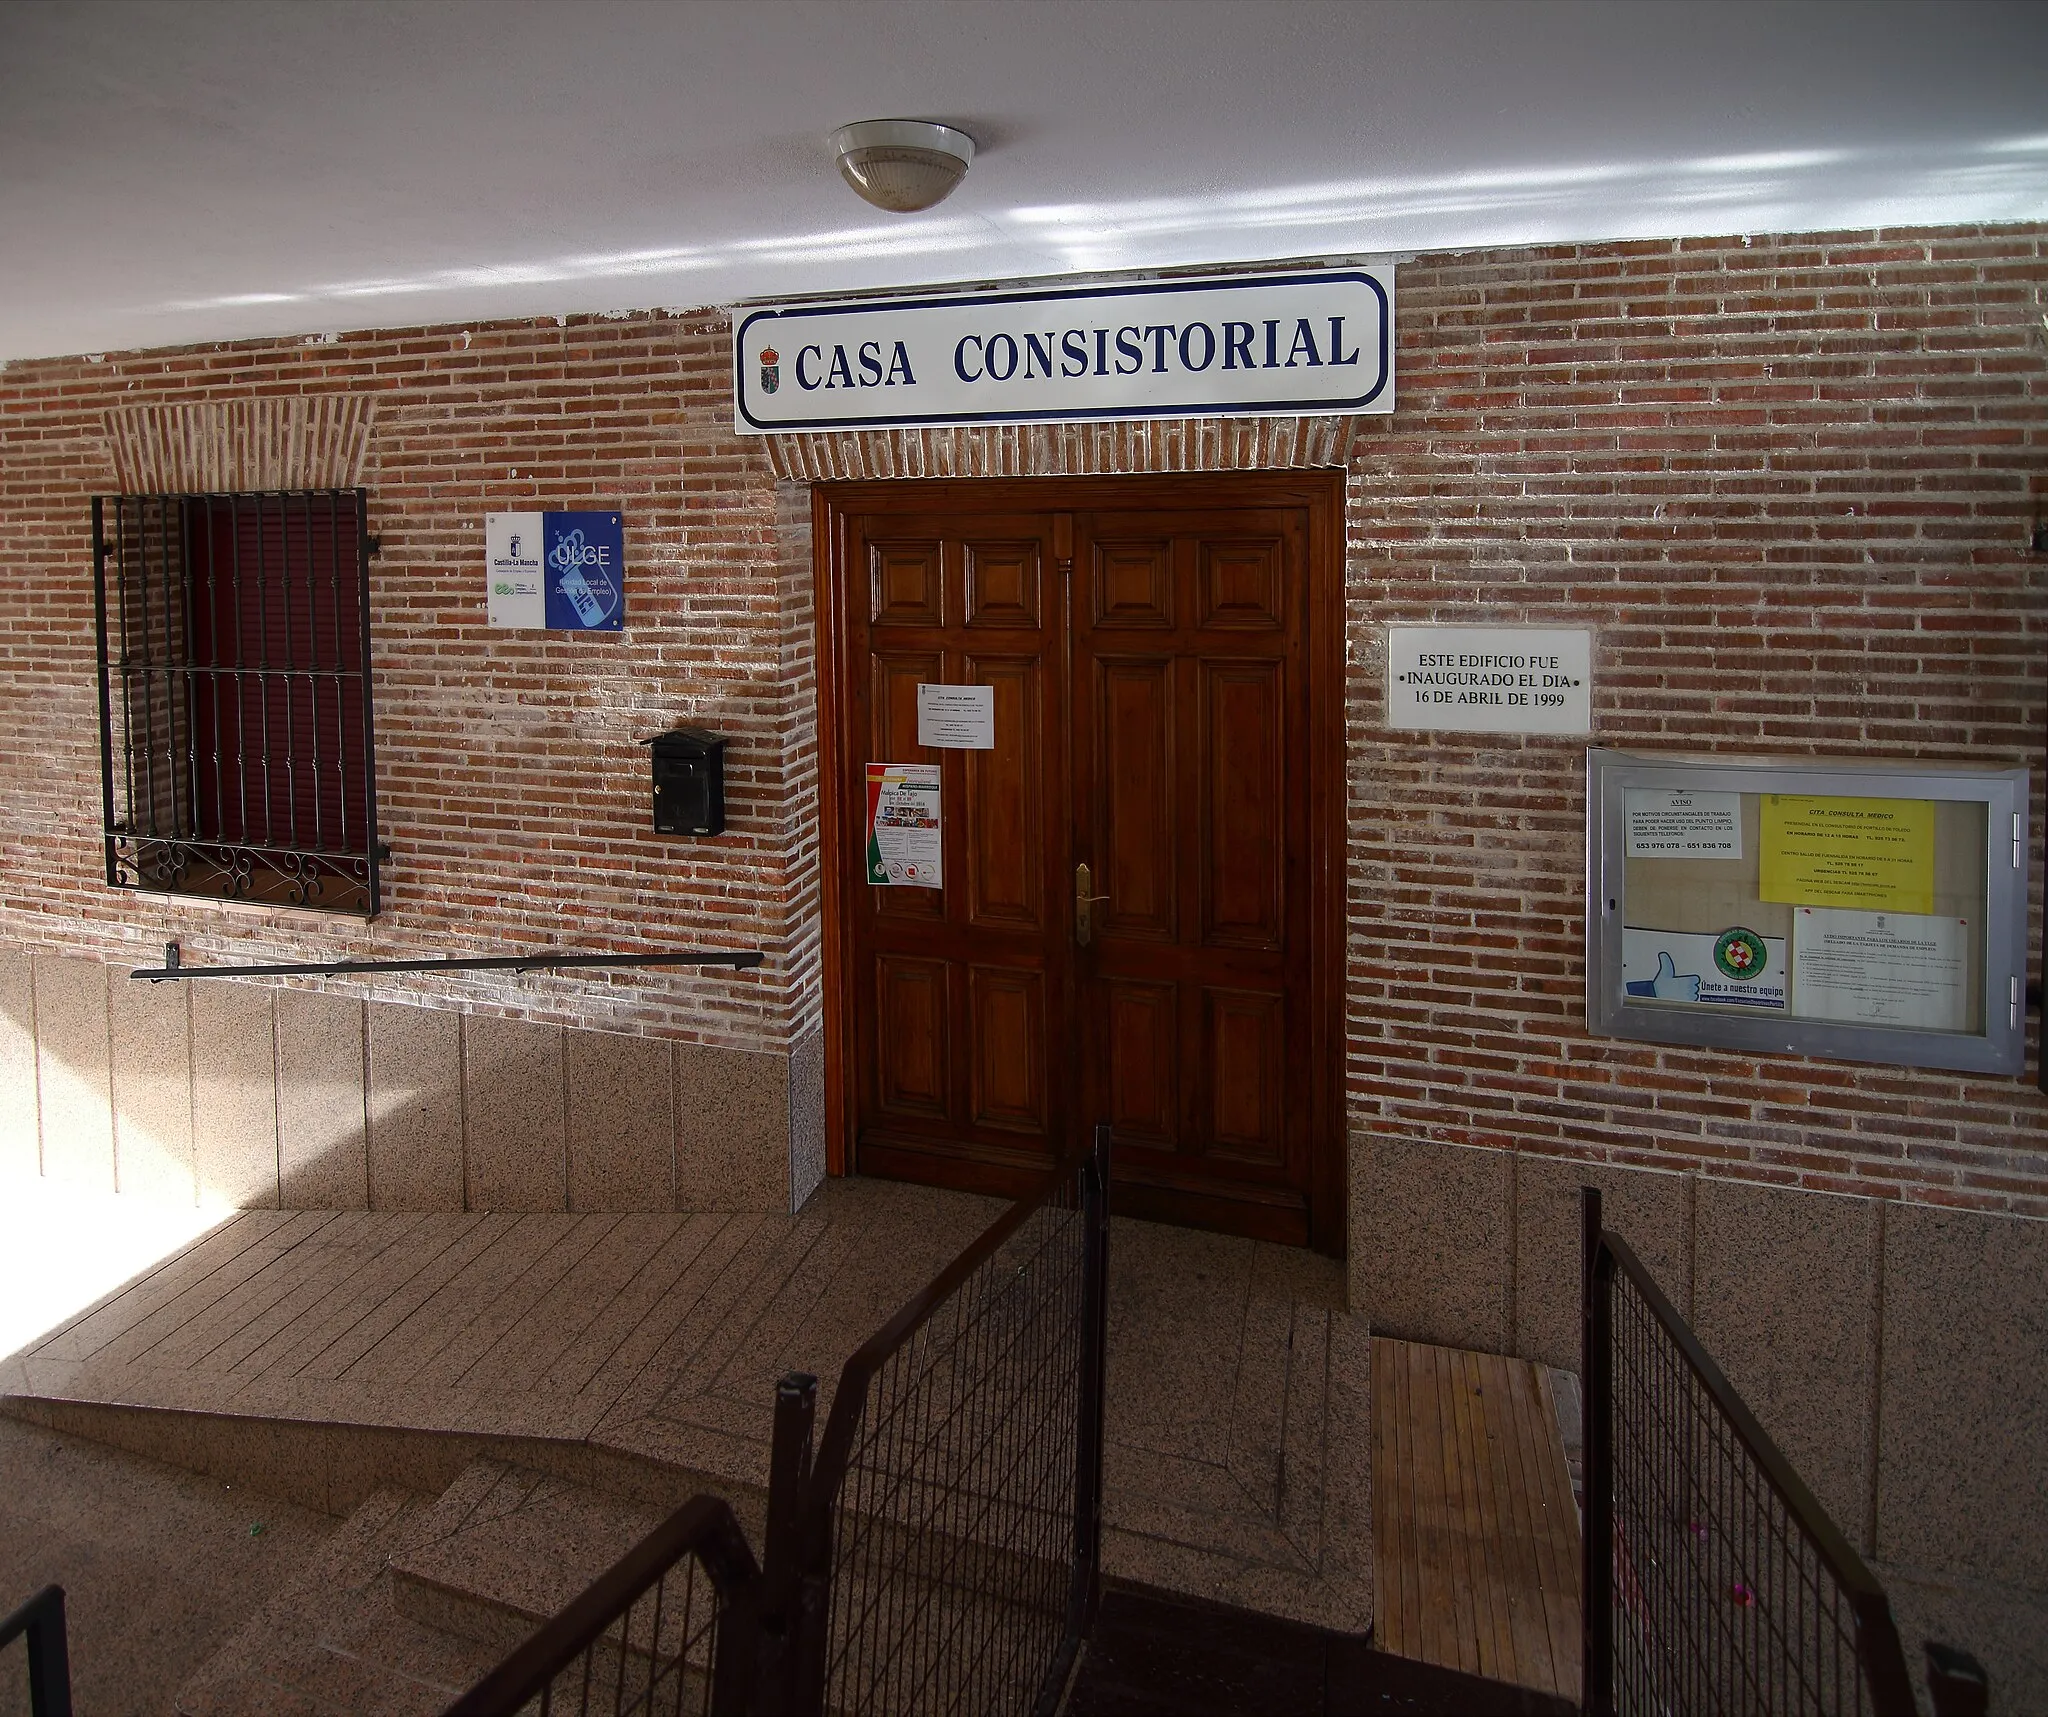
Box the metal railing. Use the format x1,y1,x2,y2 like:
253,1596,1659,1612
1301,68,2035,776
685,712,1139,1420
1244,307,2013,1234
444,1496,760,1717
1581,1188,1916,1717
129,940,764,981
447,1125,1111,1717
1,1585,72,1717
797,1121,1110,1717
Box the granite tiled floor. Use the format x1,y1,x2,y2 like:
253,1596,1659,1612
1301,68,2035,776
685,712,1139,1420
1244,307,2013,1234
1,1175,1371,1634
0,1414,338,1717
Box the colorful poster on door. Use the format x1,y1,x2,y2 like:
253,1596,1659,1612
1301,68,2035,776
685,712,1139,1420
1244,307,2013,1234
486,510,625,631
866,763,942,888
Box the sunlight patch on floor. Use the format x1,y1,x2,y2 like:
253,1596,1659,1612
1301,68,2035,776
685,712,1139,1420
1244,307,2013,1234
0,1172,231,1360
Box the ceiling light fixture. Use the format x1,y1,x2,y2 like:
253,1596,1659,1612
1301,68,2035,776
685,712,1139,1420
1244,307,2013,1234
831,120,976,213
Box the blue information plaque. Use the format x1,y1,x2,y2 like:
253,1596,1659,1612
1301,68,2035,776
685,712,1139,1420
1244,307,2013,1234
487,510,627,630
542,511,625,631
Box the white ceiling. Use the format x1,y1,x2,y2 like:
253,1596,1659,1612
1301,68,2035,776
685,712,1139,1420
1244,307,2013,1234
4,0,2046,364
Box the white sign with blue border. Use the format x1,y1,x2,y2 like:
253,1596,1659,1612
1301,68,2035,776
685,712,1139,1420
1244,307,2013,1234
486,511,625,631
733,268,1393,434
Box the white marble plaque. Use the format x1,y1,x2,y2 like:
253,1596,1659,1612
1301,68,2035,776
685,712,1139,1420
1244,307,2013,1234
1386,626,1592,734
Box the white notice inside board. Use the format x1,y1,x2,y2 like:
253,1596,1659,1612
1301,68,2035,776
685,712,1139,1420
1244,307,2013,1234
1792,907,1968,1030
1625,790,1742,858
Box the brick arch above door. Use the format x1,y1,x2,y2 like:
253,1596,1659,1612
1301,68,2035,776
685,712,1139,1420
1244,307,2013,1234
761,413,1364,482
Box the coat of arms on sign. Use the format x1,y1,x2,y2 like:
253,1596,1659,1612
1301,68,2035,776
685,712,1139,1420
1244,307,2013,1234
760,347,779,394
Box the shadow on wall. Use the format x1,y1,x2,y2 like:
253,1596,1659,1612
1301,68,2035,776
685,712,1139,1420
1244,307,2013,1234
0,944,825,1219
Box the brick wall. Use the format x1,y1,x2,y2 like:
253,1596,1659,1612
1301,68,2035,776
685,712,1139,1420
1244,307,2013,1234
0,311,809,1051
2,222,2044,1210
1346,226,2048,1216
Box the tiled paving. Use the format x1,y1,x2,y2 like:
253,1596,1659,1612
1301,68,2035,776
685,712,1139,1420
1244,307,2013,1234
0,1414,340,1717
1,1174,1371,1635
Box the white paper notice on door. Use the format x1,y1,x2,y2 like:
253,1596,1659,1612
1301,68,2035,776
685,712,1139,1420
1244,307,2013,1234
1792,907,1969,1030
916,683,995,749
866,763,942,888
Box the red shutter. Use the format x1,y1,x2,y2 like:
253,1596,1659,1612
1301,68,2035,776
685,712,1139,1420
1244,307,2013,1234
186,494,369,857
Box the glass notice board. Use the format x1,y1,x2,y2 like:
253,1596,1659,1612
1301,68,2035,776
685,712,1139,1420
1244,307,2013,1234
1587,751,2028,1074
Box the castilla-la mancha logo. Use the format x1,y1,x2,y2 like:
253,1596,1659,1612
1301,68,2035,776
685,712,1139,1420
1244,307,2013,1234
759,348,779,395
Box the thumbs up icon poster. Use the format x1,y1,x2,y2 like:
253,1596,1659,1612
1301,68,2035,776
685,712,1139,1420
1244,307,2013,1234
1622,927,1786,1010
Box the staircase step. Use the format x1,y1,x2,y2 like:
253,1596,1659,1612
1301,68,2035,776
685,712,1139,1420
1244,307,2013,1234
174,1486,502,1716
386,1458,672,1654
385,1458,1073,1711
173,1459,755,1715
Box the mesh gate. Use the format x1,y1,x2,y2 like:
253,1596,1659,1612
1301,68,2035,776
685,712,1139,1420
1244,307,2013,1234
447,1129,1111,1717
1582,1189,1916,1717
820,1192,1089,1716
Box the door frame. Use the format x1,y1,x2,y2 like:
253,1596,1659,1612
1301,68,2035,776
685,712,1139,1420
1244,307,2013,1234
812,470,1349,1256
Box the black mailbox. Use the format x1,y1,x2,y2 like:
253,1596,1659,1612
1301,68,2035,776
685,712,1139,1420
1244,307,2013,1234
644,728,726,837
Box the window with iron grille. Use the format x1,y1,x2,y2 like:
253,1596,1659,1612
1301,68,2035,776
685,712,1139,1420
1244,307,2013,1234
91,490,383,916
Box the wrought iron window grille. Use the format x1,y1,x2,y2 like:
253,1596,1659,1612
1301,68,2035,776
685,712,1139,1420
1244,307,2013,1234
92,490,383,917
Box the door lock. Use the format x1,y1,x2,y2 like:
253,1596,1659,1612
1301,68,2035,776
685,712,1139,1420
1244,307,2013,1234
1075,862,1109,947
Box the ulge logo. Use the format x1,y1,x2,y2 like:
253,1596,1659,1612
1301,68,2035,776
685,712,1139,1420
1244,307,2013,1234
549,527,618,627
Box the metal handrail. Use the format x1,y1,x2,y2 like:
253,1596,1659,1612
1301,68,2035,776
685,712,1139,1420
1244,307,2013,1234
1581,1187,1917,1717
442,1494,762,1717
132,941,764,981
0,1585,72,1717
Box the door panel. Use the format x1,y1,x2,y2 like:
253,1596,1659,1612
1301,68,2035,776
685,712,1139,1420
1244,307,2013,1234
875,955,948,1118
1091,539,1174,629
1072,507,1313,1245
1097,658,1175,941
830,479,1335,1246
968,966,1047,1132
845,513,1068,1192
1198,537,1286,630
1103,979,1177,1144
965,655,1044,930
964,540,1042,628
1202,986,1286,1165
1200,660,1284,950
870,540,944,627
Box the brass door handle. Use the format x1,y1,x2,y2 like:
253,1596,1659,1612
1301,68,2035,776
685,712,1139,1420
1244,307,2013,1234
1075,862,1109,947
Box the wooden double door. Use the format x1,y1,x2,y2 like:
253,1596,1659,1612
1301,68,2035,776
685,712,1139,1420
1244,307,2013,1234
818,474,1343,1251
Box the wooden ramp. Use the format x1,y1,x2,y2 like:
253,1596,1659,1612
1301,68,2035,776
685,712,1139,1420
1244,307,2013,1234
1372,1337,1582,1705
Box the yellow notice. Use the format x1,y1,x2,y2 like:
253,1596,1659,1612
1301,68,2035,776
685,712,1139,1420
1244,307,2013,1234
1758,796,1935,914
